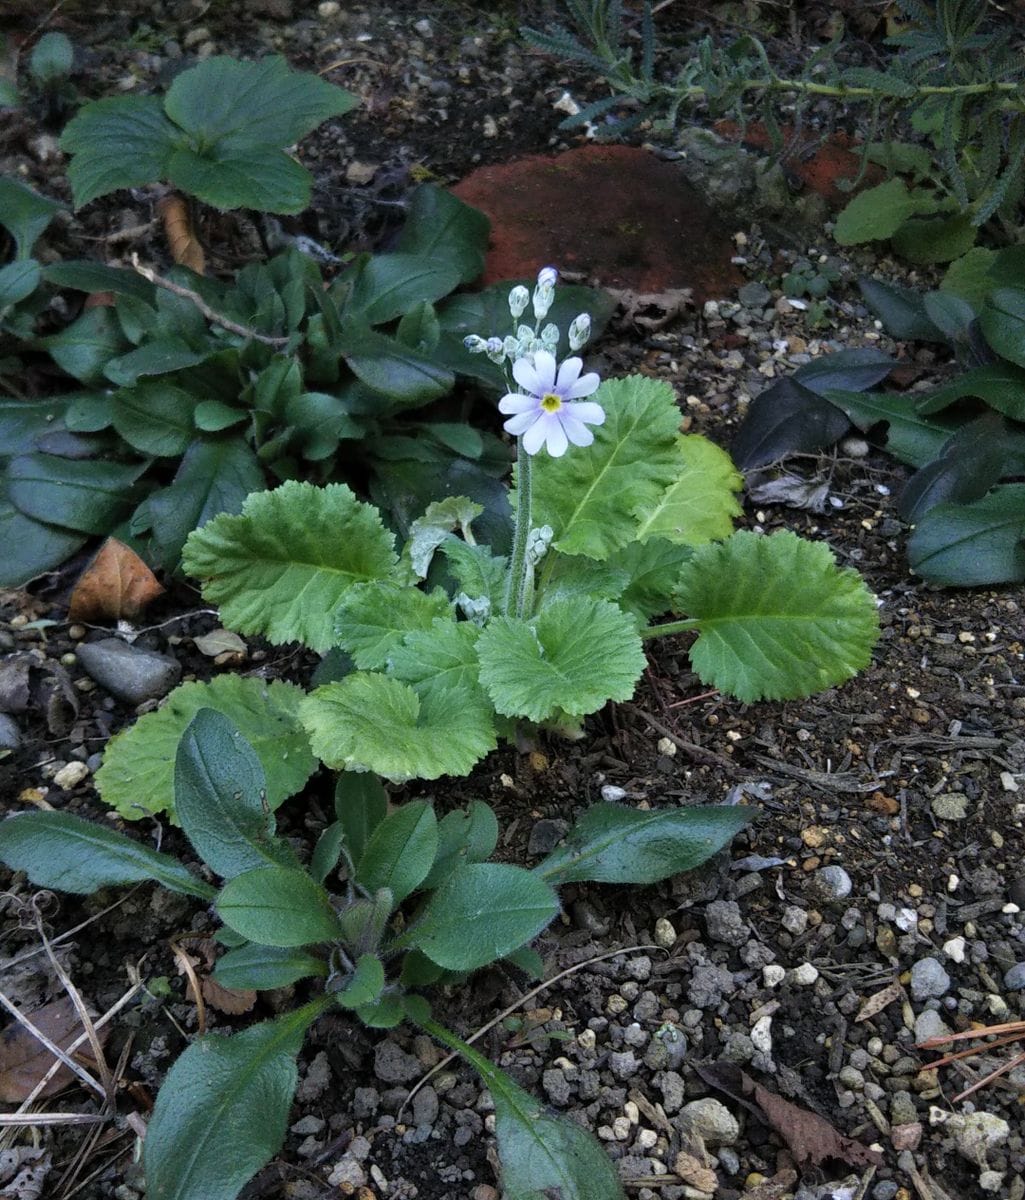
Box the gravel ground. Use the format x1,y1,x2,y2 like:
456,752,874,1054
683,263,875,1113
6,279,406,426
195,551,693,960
1,3,1024,1200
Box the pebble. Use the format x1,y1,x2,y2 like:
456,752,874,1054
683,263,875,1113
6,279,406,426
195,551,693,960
931,793,968,820
763,964,786,988
527,818,567,854
910,957,951,1000
738,280,772,307
0,712,20,750
654,916,677,948
942,936,967,963
790,962,819,986
782,906,808,935
1003,962,1025,990
809,865,852,901
327,1157,366,1188
75,638,181,705
913,1009,951,1044
679,1098,740,1146
704,900,749,946
53,760,89,790
373,1041,421,1084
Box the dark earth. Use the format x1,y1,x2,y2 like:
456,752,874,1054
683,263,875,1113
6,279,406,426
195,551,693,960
1,3,1024,1200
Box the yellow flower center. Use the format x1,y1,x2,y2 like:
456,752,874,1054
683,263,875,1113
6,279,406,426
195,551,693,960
540,392,562,413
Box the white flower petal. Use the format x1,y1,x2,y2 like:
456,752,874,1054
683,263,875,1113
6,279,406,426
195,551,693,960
499,392,538,414
531,350,558,392
543,416,569,457
566,372,600,399
559,413,595,447
503,410,538,436
567,400,605,426
522,415,549,456
512,356,541,395
555,356,583,392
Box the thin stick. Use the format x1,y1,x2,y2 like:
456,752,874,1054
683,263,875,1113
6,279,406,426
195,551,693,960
130,254,291,348
952,1049,1025,1103
400,943,663,1119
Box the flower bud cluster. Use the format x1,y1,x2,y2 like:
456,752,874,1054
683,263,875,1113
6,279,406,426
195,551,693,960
462,266,592,368
525,524,554,565
456,592,491,625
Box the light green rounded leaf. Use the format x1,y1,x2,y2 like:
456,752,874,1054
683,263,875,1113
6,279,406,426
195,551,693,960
335,582,452,668
387,619,484,704
833,178,921,246
216,866,340,946
635,435,742,546
183,481,398,653
143,1009,317,1200
530,374,682,559
301,674,496,782
405,863,559,972
96,676,316,823
672,530,880,702
477,597,646,722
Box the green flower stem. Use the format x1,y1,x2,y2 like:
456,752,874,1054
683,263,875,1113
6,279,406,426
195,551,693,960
641,618,700,641
505,440,532,619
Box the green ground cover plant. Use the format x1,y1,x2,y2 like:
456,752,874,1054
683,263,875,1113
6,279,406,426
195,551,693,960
732,253,1025,586
0,709,752,1200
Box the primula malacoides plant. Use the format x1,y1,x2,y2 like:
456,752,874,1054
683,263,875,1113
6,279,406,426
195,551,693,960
91,266,881,821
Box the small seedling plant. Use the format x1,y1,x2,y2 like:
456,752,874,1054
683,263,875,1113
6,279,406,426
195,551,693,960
732,253,1025,586
0,708,752,1200
92,271,879,825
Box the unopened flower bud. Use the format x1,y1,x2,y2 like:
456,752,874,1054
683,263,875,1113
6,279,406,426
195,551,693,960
533,268,557,321
502,335,520,360
508,285,529,320
456,592,491,625
537,266,559,289
540,323,560,349
463,334,487,354
485,336,506,364
526,524,554,564
568,312,591,351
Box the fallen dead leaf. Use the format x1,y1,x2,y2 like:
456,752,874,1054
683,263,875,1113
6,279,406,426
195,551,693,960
672,1151,717,1192
200,977,257,1016
605,286,693,331
68,538,164,623
0,1146,51,1200
0,997,109,1102
192,628,247,658
694,1061,883,1169
157,193,206,274
856,979,903,1023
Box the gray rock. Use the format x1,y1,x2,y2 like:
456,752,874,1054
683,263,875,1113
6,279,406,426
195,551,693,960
1004,962,1025,990
0,712,20,750
931,793,968,820
809,865,853,902
527,818,568,855
914,1009,951,1044
782,905,808,935
290,1115,325,1135
373,1040,421,1084
76,638,181,705
687,963,735,1008
911,956,951,1000
656,1070,685,1113
412,1085,439,1127
609,1050,639,1080
873,1183,899,1200
680,1097,740,1146
704,900,749,946
542,1068,572,1106
353,1086,379,1117
738,281,772,307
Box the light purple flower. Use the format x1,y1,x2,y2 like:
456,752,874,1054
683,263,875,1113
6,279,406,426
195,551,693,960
498,350,603,457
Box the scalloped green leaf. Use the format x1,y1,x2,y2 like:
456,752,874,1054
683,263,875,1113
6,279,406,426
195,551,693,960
387,620,484,705
300,674,496,782
606,538,694,623
530,374,682,559
635,435,742,545
476,597,646,722
335,582,452,669
96,676,316,823
182,482,398,653
405,496,483,578
672,530,880,702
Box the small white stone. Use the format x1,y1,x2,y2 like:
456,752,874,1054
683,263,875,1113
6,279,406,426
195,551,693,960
654,917,677,949
54,761,90,790
999,771,1020,792
601,784,627,802
763,964,786,988
635,1128,658,1150
577,1029,596,1051
790,962,819,986
612,1115,631,1141
482,115,499,138
751,1014,773,1053
980,1170,1005,1192
317,1,340,15
942,936,967,963
656,736,677,757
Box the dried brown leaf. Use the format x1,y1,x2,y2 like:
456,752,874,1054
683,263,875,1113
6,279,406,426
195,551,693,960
0,997,108,1102
200,978,257,1016
856,979,903,1023
672,1152,717,1192
157,193,206,274
68,538,164,623
694,1061,882,1169
606,286,693,331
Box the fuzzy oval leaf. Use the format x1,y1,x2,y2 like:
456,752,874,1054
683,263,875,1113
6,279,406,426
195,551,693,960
96,676,315,823
980,287,1025,369
110,381,197,456
356,800,438,905
530,374,682,559
334,772,389,867
213,944,327,991
907,485,1025,586
300,674,496,782
7,453,148,535
673,530,880,702
536,802,752,885
0,258,40,307
143,1010,314,1200
334,954,386,1009
175,709,298,880
833,178,921,245
335,582,451,669
477,597,646,722
406,863,559,972
216,867,341,947
182,481,398,653
891,213,976,265
635,435,742,545
0,811,213,898
0,502,86,588
422,801,500,890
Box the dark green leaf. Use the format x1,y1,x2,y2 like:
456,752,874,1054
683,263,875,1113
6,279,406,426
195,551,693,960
914,363,1025,419
356,800,437,906
60,95,179,208
0,176,60,258
0,259,40,308
891,213,976,264
394,184,490,285
217,866,341,947
858,277,943,341
536,802,753,886
0,498,85,586
0,810,214,898
110,381,197,456
0,395,71,455
310,822,345,884
335,321,454,406
979,287,1025,369
396,301,441,353
42,260,157,303
175,709,298,880
105,339,210,387
213,944,327,990
334,953,385,1009
908,484,1025,586
401,863,559,972
823,389,960,468
422,802,499,890
284,390,362,460
344,254,463,325
898,414,1014,522
193,400,247,432
7,454,148,534
168,143,313,214
143,1004,325,1200
731,377,851,469
792,348,894,394
922,291,976,342
43,306,128,384
337,888,393,955
29,32,73,84
334,772,388,866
